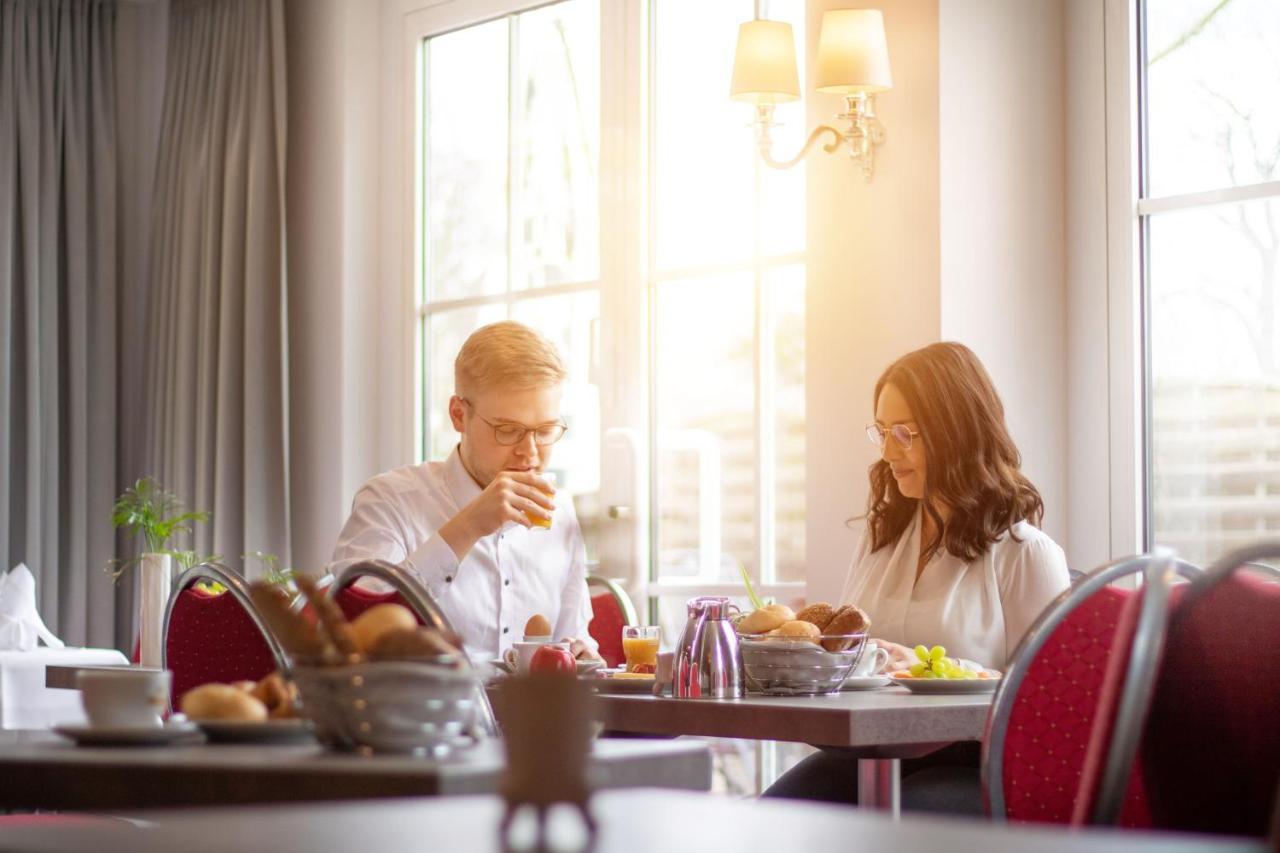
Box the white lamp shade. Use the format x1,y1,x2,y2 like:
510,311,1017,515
815,9,893,94
729,19,800,105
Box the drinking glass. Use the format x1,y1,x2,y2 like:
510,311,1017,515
622,625,660,673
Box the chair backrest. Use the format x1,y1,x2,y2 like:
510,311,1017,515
161,562,289,706
327,559,497,737
586,575,639,669
1136,542,1280,837
328,560,454,635
982,554,1199,825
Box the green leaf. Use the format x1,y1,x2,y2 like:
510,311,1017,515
737,563,765,611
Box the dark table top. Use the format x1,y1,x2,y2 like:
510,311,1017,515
0,789,1263,853
0,730,710,810
594,686,992,753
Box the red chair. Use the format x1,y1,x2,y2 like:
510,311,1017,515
982,554,1199,826
326,559,496,736
1104,543,1280,838
586,575,639,669
161,563,289,706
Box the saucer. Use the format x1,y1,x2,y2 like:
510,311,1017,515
197,719,316,744
489,658,605,676
839,675,892,691
54,720,204,747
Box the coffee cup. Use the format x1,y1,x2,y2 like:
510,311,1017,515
850,642,890,677
78,669,170,728
503,640,569,674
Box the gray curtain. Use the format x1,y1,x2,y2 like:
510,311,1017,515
145,0,290,571
0,0,120,647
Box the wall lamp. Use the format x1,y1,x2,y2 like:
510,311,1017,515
730,9,893,181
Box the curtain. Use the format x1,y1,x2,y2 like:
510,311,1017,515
145,0,290,572
0,0,120,647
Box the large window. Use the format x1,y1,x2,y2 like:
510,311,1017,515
1140,0,1280,564
413,0,807,622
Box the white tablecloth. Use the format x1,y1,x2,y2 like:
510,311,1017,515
0,647,128,729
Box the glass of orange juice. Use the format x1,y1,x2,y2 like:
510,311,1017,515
622,625,660,673
524,472,556,530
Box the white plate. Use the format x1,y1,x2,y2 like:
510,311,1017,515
54,721,203,747
890,675,1000,694
489,658,605,677
839,675,892,691
197,719,316,744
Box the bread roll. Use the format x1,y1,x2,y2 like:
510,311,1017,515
794,603,836,631
350,603,419,652
367,626,462,663
736,603,795,635
770,620,821,643
821,605,871,652
181,683,268,722
250,672,299,720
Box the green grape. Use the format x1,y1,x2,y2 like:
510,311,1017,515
929,645,946,661
914,645,929,662
909,663,926,677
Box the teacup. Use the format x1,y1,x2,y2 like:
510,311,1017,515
850,642,890,677
78,669,170,729
503,640,569,674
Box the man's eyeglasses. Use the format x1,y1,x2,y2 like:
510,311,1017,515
461,399,568,447
865,422,921,451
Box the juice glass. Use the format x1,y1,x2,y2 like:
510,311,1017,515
622,626,660,673
524,471,556,530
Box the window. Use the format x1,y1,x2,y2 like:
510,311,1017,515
1139,0,1280,564
413,0,806,634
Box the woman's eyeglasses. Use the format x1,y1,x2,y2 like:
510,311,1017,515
865,422,920,451
462,399,568,447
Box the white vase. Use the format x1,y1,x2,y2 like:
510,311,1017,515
138,552,173,668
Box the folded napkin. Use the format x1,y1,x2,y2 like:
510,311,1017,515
0,563,64,651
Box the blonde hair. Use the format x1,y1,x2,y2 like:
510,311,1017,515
454,321,567,397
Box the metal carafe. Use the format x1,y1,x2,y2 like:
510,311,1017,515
672,596,744,699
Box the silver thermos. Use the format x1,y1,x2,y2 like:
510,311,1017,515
672,596,745,699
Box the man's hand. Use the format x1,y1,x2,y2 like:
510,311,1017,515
438,471,555,560
561,637,601,661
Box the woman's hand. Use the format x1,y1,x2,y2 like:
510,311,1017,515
871,638,916,671
561,637,602,661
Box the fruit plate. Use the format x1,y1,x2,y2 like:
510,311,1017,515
588,674,657,694
489,658,604,677
890,675,1000,694
197,719,317,744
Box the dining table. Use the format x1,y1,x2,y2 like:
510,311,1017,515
590,684,993,816
0,730,711,810
0,788,1264,853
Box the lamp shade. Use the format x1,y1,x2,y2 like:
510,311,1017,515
729,19,800,105
815,9,893,94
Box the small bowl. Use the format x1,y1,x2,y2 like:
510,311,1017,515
739,633,868,695
291,659,479,756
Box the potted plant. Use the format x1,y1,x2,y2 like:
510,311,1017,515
108,478,210,668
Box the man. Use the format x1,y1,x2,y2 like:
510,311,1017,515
329,321,599,664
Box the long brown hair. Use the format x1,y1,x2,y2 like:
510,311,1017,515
866,342,1044,562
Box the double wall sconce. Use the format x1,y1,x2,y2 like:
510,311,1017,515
730,9,893,181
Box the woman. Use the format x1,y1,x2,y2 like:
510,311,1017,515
765,342,1070,810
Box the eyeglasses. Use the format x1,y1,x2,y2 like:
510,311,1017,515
461,399,568,447
865,422,920,451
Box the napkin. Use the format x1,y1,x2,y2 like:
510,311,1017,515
0,563,64,651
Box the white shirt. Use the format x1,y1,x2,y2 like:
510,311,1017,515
838,507,1070,669
328,448,596,664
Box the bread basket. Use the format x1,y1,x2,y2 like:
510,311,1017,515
739,633,868,695
291,658,479,755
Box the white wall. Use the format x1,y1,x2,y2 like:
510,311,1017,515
938,0,1069,553
804,0,941,603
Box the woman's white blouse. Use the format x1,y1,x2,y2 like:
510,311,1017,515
838,507,1070,669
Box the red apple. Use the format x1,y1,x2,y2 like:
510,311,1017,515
529,644,576,675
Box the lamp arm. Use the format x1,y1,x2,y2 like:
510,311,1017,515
757,123,843,170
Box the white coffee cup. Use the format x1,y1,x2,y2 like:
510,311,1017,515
78,669,170,729
503,640,569,674
851,642,890,677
